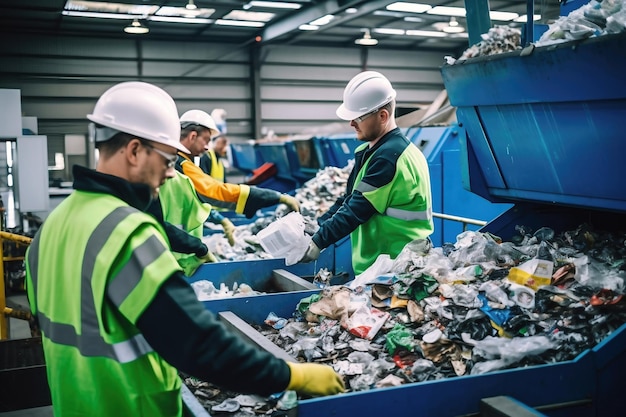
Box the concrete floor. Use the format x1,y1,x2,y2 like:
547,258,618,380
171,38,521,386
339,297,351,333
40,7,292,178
0,407,53,417
2,293,53,417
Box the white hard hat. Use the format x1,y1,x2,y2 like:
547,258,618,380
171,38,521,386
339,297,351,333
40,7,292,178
336,71,397,121
210,108,227,122
180,110,220,138
87,81,189,153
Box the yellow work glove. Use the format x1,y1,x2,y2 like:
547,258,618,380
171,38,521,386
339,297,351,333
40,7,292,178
199,250,218,263
286,362,344,397
221,218,236,246
279,194,300,213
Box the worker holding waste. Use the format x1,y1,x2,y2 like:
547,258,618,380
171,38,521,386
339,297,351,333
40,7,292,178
299,71,434,274
25,81,344,417
175,109,300,218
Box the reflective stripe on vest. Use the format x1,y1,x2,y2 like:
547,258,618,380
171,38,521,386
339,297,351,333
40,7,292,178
355,182,431,221
28,206,155,363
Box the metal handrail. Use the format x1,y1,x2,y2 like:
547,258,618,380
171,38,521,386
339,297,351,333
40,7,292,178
0,231,33,340
432,211,487,232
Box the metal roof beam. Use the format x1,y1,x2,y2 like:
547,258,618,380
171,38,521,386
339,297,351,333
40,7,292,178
260,0,383,43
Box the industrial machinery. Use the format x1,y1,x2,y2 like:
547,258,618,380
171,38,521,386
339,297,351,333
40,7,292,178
183,21,626,417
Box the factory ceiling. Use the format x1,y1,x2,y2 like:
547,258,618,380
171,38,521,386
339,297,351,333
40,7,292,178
0,0,540,57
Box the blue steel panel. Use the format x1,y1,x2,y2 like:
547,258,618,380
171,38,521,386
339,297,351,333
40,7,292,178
442,33,626,211
442,33,626,106
324,133,360,168
283,140,318,184
481,203,626,241
441,149,512,245
333,236,353,277
255,143,292,179
311,136,328,168
456,108,507,190
478,101,626,210
201,290,319,320
189,251,335,289
200,289,605,417
429,161,444,247
229,142,259,174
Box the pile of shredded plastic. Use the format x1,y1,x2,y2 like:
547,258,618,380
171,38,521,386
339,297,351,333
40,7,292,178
537,0,626,46
184,223,626,412
453,25,522,62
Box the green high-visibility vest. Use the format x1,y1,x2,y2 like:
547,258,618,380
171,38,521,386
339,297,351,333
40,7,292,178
159,170,212,240
350,141,434,275
26,191,184,417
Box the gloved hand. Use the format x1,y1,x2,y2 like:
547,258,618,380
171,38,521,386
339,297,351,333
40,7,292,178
286,362,344,397
299,241,320,263
221,218,236,246
279,194,300,213
199,250,217,263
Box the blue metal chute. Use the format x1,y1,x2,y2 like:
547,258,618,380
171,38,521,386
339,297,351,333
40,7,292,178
442,32,626,213
440,26,626,415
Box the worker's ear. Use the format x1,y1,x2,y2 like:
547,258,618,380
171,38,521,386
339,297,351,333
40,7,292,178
379,108,390,123
126,138,143,166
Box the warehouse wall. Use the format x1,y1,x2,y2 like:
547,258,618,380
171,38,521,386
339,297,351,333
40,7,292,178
0,32,453,180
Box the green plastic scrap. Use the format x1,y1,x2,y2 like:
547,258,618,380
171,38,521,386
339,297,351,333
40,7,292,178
395,274,439,301
296,293,322,315
385,323,415,355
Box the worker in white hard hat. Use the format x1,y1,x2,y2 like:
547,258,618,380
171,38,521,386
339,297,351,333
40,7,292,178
25,81,344,417
199,133,229,182
298,71,434,275
174,109,300,218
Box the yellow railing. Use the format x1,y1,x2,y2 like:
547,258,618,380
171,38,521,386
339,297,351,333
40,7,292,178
0,231,33,340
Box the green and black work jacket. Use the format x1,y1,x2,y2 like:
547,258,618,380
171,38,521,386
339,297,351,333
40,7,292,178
314,127,434,275
25,165,290,417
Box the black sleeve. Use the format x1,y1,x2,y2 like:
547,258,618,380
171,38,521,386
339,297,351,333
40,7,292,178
136,273,291,396
317,195,345,226
198,153,212,175
312,191,377,249
146,197,208,257
243,186,282,218
312,155,395,249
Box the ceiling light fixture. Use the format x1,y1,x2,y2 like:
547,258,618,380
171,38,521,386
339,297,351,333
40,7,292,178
436,17,465,33
124,19,149,34
186,0,197,10
355,29,378,46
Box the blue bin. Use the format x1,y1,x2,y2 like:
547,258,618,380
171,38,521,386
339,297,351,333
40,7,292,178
189,244,338,290
315,133,360,168
441,33,626,212
230,142,260,176
254,143,299,193
284,139,320,185
197,289,621,417
439,32,626,415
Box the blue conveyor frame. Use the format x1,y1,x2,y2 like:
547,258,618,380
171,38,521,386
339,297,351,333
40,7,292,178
438,28,626,416
196,288,625,417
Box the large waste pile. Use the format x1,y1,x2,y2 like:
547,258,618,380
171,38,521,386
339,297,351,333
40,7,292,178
184,223,626,415
446,0,626,63
536,0,626,46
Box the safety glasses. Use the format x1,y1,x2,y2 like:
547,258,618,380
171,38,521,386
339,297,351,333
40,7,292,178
352,107,381,123
141,141,178,169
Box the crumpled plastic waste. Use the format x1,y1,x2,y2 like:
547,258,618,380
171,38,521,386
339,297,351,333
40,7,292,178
190,280,258,301
186,223,626,406
537,0,626,46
